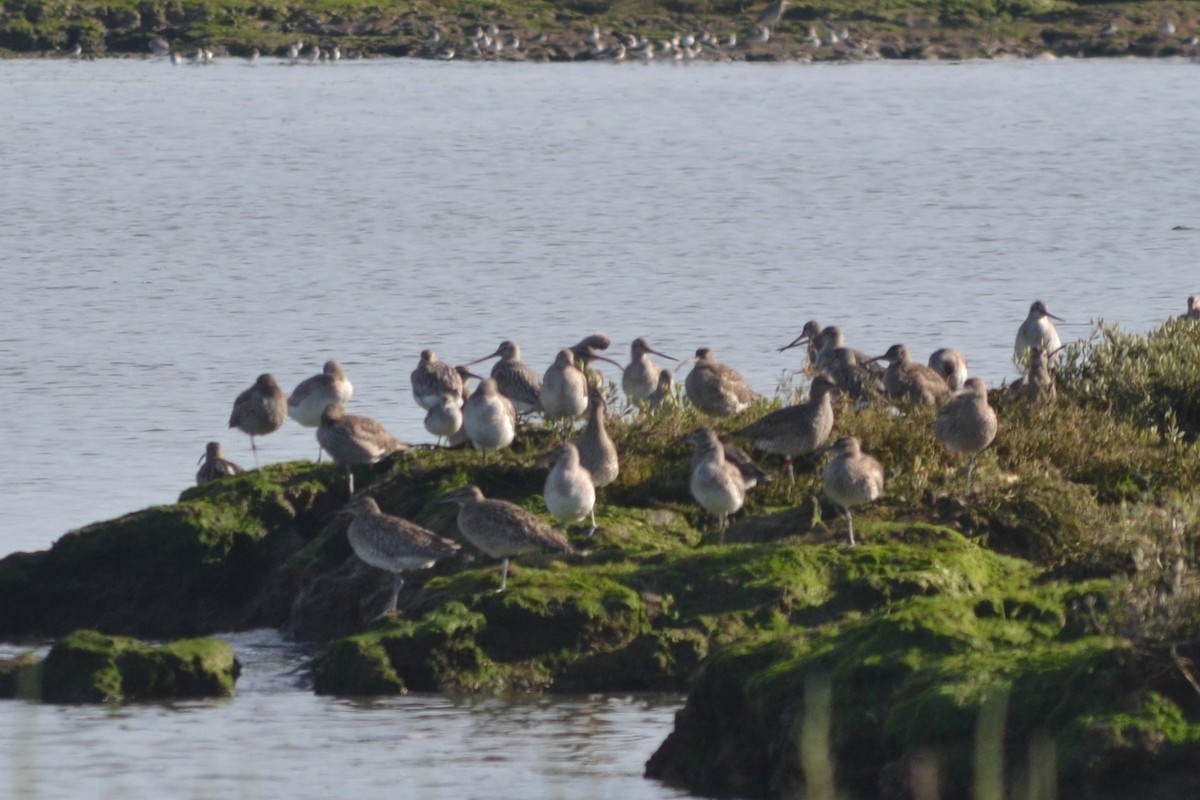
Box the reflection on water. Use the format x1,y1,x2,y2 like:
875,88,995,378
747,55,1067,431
1,630,689,800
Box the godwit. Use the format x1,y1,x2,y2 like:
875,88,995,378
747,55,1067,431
540,441,598,535
683,348,760,417
424,395,463,446
1182,296,1200,320
757,0,790,27
541,349,589,429
317,404,408,494
578,386,619,492
1014,300,1063,365
228,373,288,466
411,349,463,411
1010,346,1056,408
647,369,676,412
934,378,998,493
777,319,823,366
462,376,517,459
927,348,969,391
732,374,837,482
339,495,459,615
684,428,747,544
822,436,884,546
435,485,572,592
338,494,458,618
623,337,676,405
568,334,623,391
288,360,353,427
466,340,542,414
869,344,951,406
446,366,476,449
196,441,244,486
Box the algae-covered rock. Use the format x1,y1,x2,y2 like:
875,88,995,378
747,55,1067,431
0,651,41,699
0,462,342,638
33,629,240,703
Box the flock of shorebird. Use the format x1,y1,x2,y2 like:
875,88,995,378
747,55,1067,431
197,297,1196,613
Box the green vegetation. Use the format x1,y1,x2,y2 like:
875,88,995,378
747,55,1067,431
0,630,240,702
4,320,1200,791
0,0,1194,60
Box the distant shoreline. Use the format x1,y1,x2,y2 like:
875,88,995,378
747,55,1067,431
3,4,1198,64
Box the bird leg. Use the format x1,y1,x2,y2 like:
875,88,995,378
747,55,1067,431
719,513,727,545
250,436,260,468
786,457,795,483
346,466,355,495
496,558,510,593
384,574,404,614
966,453,977,494
845,508,856,546
588,507,598,538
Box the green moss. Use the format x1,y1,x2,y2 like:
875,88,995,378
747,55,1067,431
35,629,239,703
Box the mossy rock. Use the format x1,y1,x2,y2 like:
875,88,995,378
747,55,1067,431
15,630,241,703
0,462,339,638
0,651,42,700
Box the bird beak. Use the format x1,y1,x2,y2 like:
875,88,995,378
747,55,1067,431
1047,312,1065,322
776,334,809,353
464,350,501,366
586,354,625,370
196,453,206,466
457,368,485,381
647,346,677,361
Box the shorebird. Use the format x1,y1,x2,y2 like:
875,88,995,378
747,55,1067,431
462,376,517,459
568,334,623,391
732,374,837,482
757,0,790,28
540,441,598,535
623,337,676,405
467,340,542,414
411,349,463,411
1161,17,1177,36
1182,296,1200,321
927,348,969,391
228,373,288,466
869,344,951,407
822,436,884,546
647,369,676,412
339,495,459,615
424,395,463,446
435,485,572,592
812,326,877,374
317,404,408,493
541,349,589,429
196,441,244,486
288,360,354,427
578,386,619,493
446,366,476,449
1010,346,1056,408
722,442,772,492
1014,300,1063,365
777,320,823,367
684,428,747,544
934,378,998,493
683,348,760,417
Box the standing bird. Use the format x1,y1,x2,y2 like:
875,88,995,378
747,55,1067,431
228,373,288,466
339,495,459,615
757,0,790,28
1014,300,1064,365
869,344,951,407
196,441,244,485
1010,346,1056,408
568,334,623,391
822,436,884,546
934,378,998,493
462,377,517,459
623,337,676,405
684,428,748,544
578,386,619,493
467,340,543,414
411,349,463,411
317,404,408,494
288,361,354,459
732,374,838,482
684,348,760,416
540,442,598,535
435,485,572,592
424,395,463,446
446,366,476,449
927,348,969,392
541,348,590,429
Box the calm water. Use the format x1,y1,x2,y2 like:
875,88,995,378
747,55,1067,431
1,57,1198,797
